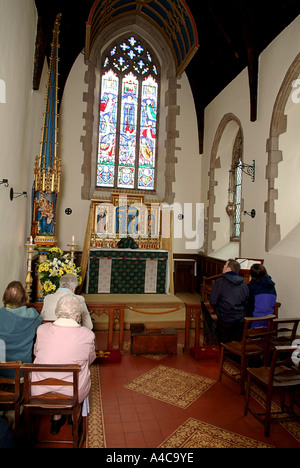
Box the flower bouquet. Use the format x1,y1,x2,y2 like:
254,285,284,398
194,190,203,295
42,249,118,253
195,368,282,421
38,246,82,296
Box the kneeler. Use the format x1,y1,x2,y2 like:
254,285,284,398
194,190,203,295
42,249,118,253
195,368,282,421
93,350,122,364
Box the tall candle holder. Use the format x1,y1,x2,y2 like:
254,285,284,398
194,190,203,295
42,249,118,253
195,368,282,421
67,235,78,263
24,236,35,302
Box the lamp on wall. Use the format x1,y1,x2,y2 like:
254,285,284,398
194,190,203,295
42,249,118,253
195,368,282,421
10,188,27,200
237,160,255,182
225,182,236,217
244,209,256,218
225,160,256,217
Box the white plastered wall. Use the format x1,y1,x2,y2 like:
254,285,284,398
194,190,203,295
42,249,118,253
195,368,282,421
0,0,47,295
201,15,300,318
1,3,300,320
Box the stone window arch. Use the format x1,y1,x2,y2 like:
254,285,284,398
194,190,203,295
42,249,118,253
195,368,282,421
265,52,300,251
80,16,178,204
206,113,244,255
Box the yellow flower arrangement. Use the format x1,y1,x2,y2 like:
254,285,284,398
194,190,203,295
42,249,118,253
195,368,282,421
38,246,82,296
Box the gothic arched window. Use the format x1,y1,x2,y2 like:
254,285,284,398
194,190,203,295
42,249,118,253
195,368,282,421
233,159,242,238
97,35,159,191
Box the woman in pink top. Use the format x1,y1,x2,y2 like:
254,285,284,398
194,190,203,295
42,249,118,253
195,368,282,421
32,294,96,434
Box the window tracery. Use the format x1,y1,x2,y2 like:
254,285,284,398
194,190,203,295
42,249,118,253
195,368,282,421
97,35,159,191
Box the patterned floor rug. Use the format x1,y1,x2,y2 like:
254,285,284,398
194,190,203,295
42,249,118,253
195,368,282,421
86,365,106,448
124,365,215,408
159,418,274,448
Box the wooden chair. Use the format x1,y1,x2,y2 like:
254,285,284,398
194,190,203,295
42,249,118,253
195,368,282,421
271,317,300,347
244,346,300,437
0,361,22,435
21,363,85,448
218,315,276,395
201,273,222,302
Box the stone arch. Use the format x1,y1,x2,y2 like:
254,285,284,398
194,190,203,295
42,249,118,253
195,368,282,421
206,113,243,255
80,14,178,204
265,52,300,252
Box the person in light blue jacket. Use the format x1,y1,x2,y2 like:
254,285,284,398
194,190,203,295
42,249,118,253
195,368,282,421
0,281,42,378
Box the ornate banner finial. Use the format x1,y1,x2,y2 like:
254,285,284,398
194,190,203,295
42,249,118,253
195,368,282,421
31,13,62,247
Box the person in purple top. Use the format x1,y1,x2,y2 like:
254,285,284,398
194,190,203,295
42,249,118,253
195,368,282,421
246,264,277,327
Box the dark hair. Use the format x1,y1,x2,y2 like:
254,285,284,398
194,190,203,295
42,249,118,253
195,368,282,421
250,264,267,282
227,259,240,273
3,281,27,307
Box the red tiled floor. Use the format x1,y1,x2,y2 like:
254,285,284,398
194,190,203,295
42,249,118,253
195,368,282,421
13,330,300,448
98,343,300,449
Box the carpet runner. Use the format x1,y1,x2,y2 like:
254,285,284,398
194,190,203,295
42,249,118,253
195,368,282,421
86,365,106,448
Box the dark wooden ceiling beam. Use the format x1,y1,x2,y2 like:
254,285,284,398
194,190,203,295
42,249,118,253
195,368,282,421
206,4,241,60
234,0,259,122
245,45,259,122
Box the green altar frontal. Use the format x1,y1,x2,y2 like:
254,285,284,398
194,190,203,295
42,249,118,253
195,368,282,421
87,249,169,294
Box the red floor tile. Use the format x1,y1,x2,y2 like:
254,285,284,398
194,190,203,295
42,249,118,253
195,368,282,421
14,330,300,449
100,349,300,449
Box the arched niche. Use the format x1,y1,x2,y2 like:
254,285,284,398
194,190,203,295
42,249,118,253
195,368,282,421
206,113,243,257
265,52,300,251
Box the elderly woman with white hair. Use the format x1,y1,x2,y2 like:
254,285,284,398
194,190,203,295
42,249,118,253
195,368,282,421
32,294,96,435
41,273,93,330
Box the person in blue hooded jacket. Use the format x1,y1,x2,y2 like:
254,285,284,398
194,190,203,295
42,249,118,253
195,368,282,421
0,281,42,378
246,264,277,327
210,259,249,343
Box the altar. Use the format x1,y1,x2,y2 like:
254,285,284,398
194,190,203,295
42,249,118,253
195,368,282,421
87,248,169,294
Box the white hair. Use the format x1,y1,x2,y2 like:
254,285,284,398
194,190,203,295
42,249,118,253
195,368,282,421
55,294,82,322
59,273,78,290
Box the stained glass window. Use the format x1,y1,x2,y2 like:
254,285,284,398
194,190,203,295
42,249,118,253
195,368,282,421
233,160,242,238
97,36,159,191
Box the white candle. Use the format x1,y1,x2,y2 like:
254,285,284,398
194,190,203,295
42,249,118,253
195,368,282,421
30,236,33,244
72,235,75,244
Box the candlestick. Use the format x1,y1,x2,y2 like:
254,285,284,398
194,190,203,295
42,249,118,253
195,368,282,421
24,239,35,302
67,237,78,263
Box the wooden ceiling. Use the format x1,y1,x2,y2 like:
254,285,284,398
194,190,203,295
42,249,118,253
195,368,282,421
34,0,300,152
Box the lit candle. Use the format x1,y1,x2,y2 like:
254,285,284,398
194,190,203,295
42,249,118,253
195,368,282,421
30,236,33,244
72,235,75,244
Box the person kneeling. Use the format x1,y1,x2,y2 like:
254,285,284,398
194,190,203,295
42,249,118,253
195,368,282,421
32,294,96,434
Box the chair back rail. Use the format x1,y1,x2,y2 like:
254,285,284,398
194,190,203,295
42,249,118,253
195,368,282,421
0,361,22,434
219,314,276,394
21,363,83,448
245,345,300,436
